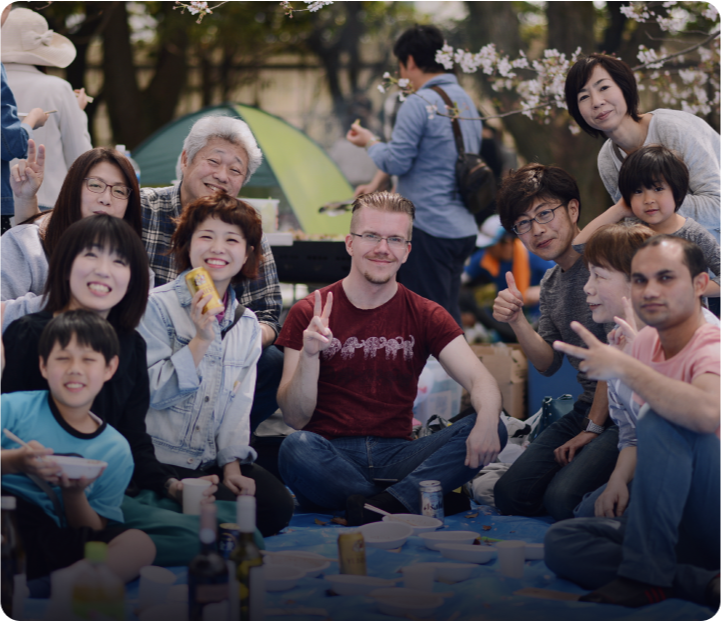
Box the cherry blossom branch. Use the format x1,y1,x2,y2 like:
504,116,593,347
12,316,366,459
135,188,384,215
632,28,720,70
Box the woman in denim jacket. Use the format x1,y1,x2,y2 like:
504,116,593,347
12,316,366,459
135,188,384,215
138,193,293,536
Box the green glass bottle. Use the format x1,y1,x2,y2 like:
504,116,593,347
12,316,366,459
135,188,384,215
229,496,264,620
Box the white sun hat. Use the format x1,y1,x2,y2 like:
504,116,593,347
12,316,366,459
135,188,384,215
1,8,76,68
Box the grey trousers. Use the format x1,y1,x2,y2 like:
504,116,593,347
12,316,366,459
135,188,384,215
544,517,717,606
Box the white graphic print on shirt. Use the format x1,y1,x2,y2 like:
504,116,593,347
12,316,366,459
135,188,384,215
322,335,416,361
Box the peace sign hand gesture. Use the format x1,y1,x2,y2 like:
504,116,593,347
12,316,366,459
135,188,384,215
302,291,333,357
10,139,45,200
553,321,627,381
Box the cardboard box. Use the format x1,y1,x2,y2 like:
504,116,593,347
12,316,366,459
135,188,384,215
470,343,528,419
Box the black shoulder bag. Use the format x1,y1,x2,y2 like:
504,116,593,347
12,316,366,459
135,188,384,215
430,85,497,219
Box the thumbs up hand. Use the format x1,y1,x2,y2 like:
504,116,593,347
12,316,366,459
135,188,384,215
492,271,525,325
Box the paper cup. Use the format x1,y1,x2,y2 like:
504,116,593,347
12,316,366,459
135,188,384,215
496,540,525,579
138,565,176,613
402,565,435,591
181,478,212,515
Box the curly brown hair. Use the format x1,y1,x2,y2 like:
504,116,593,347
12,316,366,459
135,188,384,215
170,193,263,283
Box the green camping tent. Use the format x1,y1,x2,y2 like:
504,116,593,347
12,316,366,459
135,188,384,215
131,103,353,236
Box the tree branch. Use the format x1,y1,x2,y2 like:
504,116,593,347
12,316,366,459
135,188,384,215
632,29,720,70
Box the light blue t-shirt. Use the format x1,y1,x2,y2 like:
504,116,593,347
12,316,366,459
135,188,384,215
1,391,133,527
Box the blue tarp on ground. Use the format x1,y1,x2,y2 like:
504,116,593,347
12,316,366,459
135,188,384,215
23,504,715,621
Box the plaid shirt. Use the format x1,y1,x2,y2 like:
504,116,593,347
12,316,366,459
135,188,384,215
140,184,281,336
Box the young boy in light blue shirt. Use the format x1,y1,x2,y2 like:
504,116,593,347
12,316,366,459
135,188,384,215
1,310,155,582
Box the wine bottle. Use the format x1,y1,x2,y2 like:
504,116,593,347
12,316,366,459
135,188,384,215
229,496,264,621
188,503,229,621
1,496,26,619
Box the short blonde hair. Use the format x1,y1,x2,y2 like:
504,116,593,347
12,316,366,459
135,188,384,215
350,191,415,238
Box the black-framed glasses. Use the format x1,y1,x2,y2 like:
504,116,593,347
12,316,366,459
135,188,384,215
351,232,409,249
84,177,132,200
512,204,566,235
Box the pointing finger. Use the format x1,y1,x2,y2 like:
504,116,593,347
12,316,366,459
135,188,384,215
553,340,588,360
313,290,322,317
568,321,602,348
321,292,333,321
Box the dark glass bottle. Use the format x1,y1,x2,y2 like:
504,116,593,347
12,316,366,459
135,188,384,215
229,496,264,620
188,503,229,621
1,496,25,619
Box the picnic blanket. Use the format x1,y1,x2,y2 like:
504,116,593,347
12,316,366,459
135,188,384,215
22,504,714,621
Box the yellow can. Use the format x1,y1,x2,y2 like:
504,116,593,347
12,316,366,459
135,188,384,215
338,530,366,576
185,267,224,313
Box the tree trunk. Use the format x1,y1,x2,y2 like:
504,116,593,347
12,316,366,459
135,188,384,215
464,1,610,223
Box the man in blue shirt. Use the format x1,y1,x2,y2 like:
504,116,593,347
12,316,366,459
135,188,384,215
347,25,482,325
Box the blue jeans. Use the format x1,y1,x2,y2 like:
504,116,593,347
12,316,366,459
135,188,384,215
493,400,619,520
249,344,284,432
278,413,507,513
619,410,720,586
544,516,717,606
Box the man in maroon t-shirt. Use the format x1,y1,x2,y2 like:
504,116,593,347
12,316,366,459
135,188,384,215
275,191,506,524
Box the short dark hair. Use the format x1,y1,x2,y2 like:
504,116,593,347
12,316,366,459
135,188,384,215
393,25,448,74
171,193,263,282
495,163,581,233
38,310,119,365
584,222,654,277
38,147,143,259
43,215,150,333
618,145,689,211
635,234,707,280
565,53,641,138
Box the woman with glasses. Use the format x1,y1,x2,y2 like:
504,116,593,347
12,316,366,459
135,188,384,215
1,147,143,303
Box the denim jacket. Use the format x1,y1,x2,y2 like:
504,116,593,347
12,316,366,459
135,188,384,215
138,271,261,470
1,63,33,216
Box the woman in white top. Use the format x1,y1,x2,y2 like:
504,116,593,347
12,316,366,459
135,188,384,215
564,53,720,244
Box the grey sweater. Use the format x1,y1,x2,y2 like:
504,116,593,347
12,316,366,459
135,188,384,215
673,217,720,283
0,222,47,301
537,257,610,405
598,109,721,243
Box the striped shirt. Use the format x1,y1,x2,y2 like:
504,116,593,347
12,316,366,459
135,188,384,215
140,184,281,336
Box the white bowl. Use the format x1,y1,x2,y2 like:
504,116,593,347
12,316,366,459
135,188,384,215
263,552,330,578
369,588,444,618
436,543,497,564
525,543,544,560
359,522,413,549
408,562,476,583
263,564,305,591
53,456,106,479
418,530,478,551
325,574,397,595
382,514,442,534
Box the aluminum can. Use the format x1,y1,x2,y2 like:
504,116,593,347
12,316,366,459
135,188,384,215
185,267,224,313
420,480,444,522
337,530,366,575
218,522,239,559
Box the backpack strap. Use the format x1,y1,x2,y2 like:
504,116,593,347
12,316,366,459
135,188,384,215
430,85,467,156
221,303,246,340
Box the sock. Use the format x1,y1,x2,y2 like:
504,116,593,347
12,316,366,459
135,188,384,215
705,574,720,611
443,491,471,516
345,492,407,526
578,577,672,607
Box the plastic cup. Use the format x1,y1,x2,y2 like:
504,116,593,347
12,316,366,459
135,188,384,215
403,565,435,591
496,540,525,579
181,478,212,515
138,565,177,612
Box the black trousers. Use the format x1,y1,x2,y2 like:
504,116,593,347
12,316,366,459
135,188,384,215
167,462,294,537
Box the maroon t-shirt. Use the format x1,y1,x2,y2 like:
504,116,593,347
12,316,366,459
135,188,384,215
276,281,463,440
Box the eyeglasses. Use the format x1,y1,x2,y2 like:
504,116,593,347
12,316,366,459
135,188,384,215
84,178,132,200
512,204,566,235
351,232,409,249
